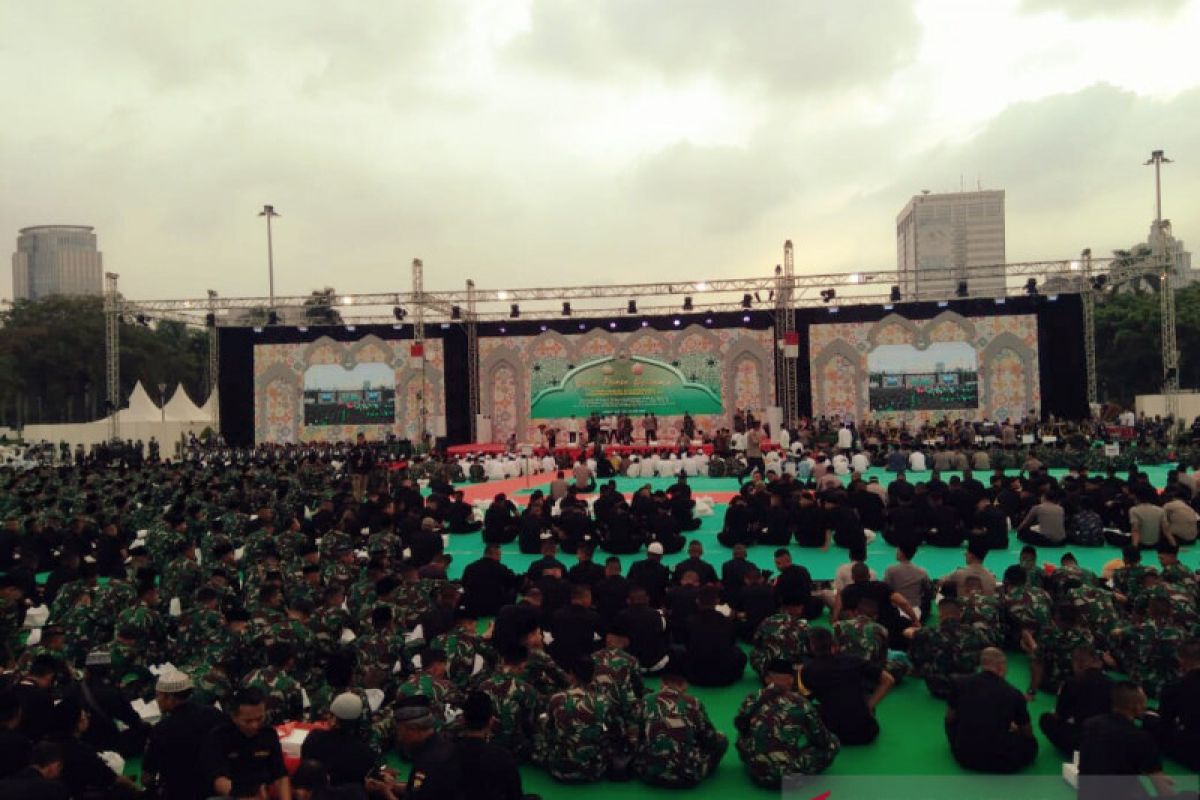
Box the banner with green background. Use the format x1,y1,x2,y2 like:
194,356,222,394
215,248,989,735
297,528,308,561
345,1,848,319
530,355,722,418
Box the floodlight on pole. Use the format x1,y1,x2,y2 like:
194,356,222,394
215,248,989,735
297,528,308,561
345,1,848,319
258,205,280,307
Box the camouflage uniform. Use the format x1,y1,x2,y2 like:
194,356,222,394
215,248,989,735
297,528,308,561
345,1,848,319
908,619,992,699
1131,583,1197,627
517,648,572,699
429,628,494,689
958,593,1002,646
175,606,225,665
1111,564,1156,602
469,670,540,762
160,556,204,609
310,604,352,658
1035,625,1095,693
591,646,645,724
242,665,305,724
353,630,407,693
1065,584,1122,648
734,685,839,788
114,601,167,662
1000,584,1054,643
751,612,811,677
833,616,889,669
1111,619,1186,698
537,684,632,782
636,685,727,787
395,673,460,729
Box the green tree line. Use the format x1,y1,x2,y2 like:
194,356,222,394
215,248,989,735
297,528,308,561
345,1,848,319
0,295,209,426
1095,282,1200,407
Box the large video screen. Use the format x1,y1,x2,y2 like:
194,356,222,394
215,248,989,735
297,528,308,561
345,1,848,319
479,324,774,445
809,311,1039,423
253,336,444,443
867,342,979,411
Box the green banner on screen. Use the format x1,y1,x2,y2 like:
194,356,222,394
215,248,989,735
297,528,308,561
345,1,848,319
530,355,722,418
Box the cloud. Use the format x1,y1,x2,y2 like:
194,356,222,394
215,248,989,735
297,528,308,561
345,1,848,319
510,0,922,95
1021,0,1188,18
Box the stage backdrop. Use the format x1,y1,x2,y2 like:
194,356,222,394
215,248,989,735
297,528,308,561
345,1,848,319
809,310,1040,424
253,335,445,443
480,325,774,444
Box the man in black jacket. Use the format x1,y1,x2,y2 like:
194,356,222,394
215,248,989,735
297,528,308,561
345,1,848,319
457,692,540,800
143,670,226,800
300,693,378,790
681,587,746,686
63,651,148,757
628,543,670,607
460,545,517,618
1038,647,1113,756
547,585,603,669
0,741,69,800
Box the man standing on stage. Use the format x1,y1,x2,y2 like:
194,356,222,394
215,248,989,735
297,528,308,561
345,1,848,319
643,413,658,444
349,433,374,500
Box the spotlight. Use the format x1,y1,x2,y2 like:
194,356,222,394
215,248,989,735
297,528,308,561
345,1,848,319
672,319,681,327
499,326,507,333
450,305,462,320
883,304,894,311
994,297,1007,305
510,304,520,318
937,301,949,308
391,324,402,330
741,294,753,309
345,325,356,332
267,311,280,326
627,300,637,314
297,325,308,332
205,313,216,328
252,326,263,333
683,296,693,311
496,291,509,300
890,285,901,303
539,324,548,332
1024,278,1038,296
956,280,968,298
827,306,839,314
694,282,709,292
561,302,572,316
705,317,713,325
577,322,585,330
820,289,836,303
393,307,406,321
742,314,751,323
641,320,649,328
341,296,353,305
1048,295,1059,302
609,321,617,329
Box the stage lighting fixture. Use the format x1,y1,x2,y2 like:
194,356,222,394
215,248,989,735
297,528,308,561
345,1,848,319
820,289,836,303
937,301,949,308
345,325,356,332
741,294,753,309
496,291,509,300
562,302,572,316
267,311,280,325
577,323,586,330
694,281,709,292
252,326,263,333
672,319,681,327
994,297,1007,305
890,285,902,303
393,307,407,321
1024,278,1038,295
827,306,839,314
499,326,507,333
705,317,714,325
956,280,968,297
450,305,462,320
1048,295,1059,302
683,296,694,311
627,300,637,314
641,320,649,327
539,324,547,332
742,314,751,323
510,304,520,318
609,321,617,329
205,313,216,327
883,304,894,311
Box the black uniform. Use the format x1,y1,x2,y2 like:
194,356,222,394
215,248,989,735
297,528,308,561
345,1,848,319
547,601,603,669
945,671,1037,773
1156,668,1200,771
613,605,669,670
143,700,226,800
64,676,147,755
1078,713,1164,800
801,653,883,745
627,558,670,607
459,558,517,618
301,726,378,788
1038,667,1113,756
205,720,288,799
13,679,54,741
456,735,526,800
406,733,461,798
0,726,32,779
0,767,70,800
681,608,746,686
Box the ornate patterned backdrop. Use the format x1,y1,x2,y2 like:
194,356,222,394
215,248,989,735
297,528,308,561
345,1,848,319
808,311,1040,425
479,326,775,444
253,336,445,443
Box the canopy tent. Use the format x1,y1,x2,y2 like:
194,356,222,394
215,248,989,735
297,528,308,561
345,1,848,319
119,381,163,423
163,385,208,423
196,387,217,426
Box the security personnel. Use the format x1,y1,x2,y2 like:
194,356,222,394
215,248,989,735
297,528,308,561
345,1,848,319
143,670,225,800
300,693,379,788
205,687,290,800
394,696,461,798
945,648,1037,773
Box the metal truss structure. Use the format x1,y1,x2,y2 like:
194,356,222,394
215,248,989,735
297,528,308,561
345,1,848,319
104,272,120,441
103,249,1186,437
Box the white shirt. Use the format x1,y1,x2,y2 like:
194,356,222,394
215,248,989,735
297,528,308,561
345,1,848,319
832,454,850,475
837,427,853,449
851,452,871,473
909,451,927,471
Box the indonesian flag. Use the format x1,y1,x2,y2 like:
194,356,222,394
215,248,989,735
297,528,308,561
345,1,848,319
410,343,424,369
782,331,800,358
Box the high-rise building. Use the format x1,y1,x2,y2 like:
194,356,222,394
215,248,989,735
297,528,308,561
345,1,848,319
896,190,1006,300
11,225,104,300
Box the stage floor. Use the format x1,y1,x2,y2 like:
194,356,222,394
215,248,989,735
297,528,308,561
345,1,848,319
439,468,1199,798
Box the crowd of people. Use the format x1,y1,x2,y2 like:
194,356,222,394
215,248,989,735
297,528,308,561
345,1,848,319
0,430,1197,798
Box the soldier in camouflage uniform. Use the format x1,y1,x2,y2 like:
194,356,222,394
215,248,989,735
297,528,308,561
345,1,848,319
536,657,638,782
734,658,840,788
1029,603,1096,695
1132,572,1197,628
0,576,24,664
999,565,1053,648
591,623,645,727
159,540,204,612
751,598,811,677
310,584,352,660
395,648,461,730
241,641,306,724
1110,597,1188,697
113,578,168,664
514,628,572,700
834,597,890,670
958,576,1002,646
635,670,727,787
429,607,494,689
175,587,226,666
1111,545,1157,607
1157,542,1199,600
906,598,992,699
354,605,407,694
468,645,541,762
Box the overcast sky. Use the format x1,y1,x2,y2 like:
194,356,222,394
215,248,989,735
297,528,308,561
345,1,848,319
2,0,1197,302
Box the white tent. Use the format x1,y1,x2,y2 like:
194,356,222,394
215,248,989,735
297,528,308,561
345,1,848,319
163,385,208,422
196,387,218,426
120,381,163,423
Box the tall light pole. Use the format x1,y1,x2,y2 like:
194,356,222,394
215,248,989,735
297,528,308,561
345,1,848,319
258,205,280,307
1144,150,1178,424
